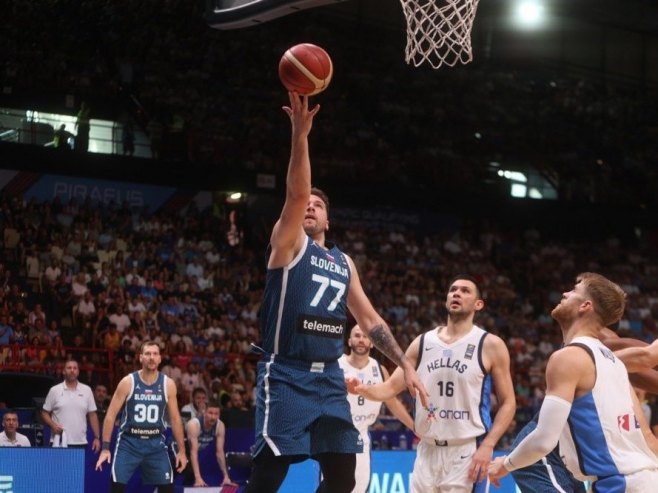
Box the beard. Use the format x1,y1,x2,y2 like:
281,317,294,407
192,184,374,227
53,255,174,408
350,345,371,356
551,303,567,323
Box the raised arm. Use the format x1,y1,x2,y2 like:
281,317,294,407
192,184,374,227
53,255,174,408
95,375,132,470
380,366,415,432
268,92,320,269
470,335,516,483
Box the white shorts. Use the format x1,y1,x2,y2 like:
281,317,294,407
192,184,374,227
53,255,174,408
353,438,371,493
411,438,481,493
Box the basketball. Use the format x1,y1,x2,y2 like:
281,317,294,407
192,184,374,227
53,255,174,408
278,43,333,96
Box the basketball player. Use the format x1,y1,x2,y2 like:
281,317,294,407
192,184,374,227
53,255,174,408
507,329,658,492
349,274,516,493
243,92,428,493
185,400,234,487
324,324,415,493
488,273,658,492
95,341,188,493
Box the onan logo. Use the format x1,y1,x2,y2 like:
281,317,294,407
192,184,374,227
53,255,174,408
438,409,470,420
353,413,377,422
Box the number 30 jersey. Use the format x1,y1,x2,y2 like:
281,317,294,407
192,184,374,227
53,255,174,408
414,325,492,441
118,371,169,440
261,236,352,362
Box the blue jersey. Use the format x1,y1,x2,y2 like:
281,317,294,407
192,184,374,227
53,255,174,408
118,371,169,440
260,236,351,362
193,417,217,451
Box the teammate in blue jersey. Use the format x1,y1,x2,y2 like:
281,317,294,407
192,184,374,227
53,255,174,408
489,273,658,492
185,400,233,487
95,341,187,493
243,92,428,493
509,414,586,493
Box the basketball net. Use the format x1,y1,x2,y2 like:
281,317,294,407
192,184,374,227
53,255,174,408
400,0,481,69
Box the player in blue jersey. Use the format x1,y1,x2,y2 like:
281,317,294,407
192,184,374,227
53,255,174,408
185,400,234,487
243,92,428,493
95,341,188,493
509,414,586,493
489,273,658,492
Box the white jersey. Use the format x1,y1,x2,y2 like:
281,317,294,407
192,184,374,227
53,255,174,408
338,354,384,440
414,325,491,441
560,336,658,483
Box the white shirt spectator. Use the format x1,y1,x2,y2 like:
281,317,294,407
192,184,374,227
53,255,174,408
205,249,221,265
42,381,97,445
109,312,131,333
186,260,204,279
0,431,31,447
77,297,96,317
44,264,62,284
127,299,147,315
161,363,182,386
170,333,194,352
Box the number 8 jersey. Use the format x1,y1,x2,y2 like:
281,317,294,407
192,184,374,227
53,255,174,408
414,325,492,441
261,237,351,362
118,371,169,440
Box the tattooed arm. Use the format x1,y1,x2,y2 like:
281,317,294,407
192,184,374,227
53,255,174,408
345,255,429,407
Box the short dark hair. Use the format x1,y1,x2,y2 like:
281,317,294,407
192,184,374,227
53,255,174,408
310,187,330,214
206,400,221,410
449,274,483,300
140,340,160,353
192,387,207,397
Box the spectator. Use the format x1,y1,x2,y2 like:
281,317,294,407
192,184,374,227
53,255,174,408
0,410,31,447
53,124,74,150
75,102,91,152
181,386,207,421
93,384,111,426
41,359,100,451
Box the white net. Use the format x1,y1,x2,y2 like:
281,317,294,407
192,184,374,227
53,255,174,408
400,0,481,69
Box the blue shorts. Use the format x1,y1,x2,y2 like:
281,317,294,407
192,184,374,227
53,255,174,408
112,434,174,485
253,354,363,458
510,420,585,493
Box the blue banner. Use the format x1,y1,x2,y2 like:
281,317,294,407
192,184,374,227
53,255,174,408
0,448,84,493
278,450,520,493
23,174,176,210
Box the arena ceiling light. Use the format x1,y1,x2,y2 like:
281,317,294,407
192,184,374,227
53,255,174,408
513,0,546,29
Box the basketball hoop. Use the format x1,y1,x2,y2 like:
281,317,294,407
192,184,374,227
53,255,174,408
400,0,481,69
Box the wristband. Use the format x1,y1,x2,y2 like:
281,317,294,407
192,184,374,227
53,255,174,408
102,441,111,451
503,456,516,472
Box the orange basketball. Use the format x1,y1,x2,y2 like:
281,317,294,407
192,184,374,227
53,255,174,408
278,43,333,96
